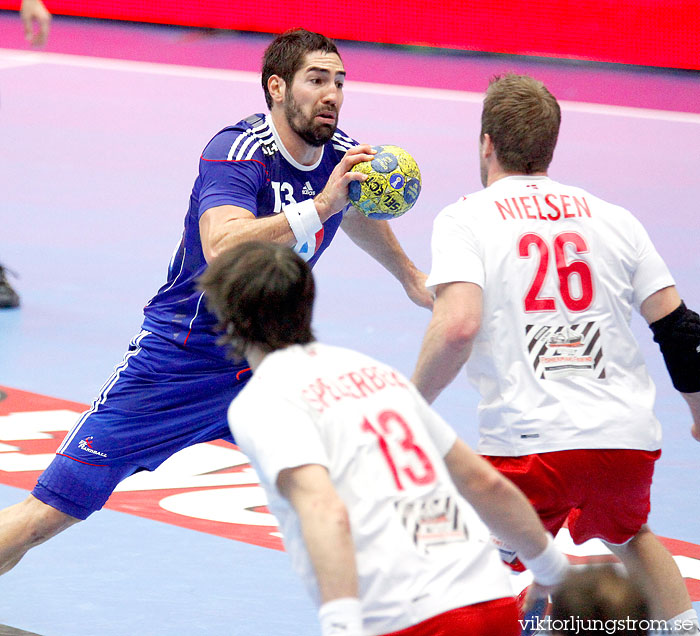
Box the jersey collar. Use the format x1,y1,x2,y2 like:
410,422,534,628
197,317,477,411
267,115,325,172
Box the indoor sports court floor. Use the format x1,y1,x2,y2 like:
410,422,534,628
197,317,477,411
0,14,699,635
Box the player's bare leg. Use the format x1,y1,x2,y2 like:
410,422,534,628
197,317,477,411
0,494,80,575
605,524,692,621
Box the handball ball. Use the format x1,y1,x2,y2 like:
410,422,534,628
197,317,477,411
348,145,421,220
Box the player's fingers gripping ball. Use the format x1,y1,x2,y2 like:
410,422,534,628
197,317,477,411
348,145,421,220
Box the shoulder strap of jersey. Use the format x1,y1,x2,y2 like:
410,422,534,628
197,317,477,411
243,114,266,128
216,114,277,160
331,130,357,159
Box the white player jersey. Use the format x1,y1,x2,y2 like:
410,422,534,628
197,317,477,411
229,343,513,635
427,175,675,456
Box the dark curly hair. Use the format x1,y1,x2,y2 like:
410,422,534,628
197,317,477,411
261,28,340,109
199,241,315,359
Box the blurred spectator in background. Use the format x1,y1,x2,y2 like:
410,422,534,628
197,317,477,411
2,0,52,310
0,266,19,309
20,0,51,46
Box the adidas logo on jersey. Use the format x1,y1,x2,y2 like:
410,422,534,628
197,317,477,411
301,181,316,197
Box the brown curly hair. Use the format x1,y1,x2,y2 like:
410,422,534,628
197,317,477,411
199,241,315,359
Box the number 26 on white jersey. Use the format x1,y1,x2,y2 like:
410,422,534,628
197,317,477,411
518,231,594,313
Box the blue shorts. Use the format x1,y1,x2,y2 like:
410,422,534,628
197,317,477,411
32,330,249,520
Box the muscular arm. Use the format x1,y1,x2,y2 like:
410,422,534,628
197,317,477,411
200,145,375,263
412,282,482,403
199,205,296,263
641,285,700,440
341,208,433,309
277,464,358,604
640,285,682,324
444,439,548,560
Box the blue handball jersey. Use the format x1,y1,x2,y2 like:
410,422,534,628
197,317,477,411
142,113,357,358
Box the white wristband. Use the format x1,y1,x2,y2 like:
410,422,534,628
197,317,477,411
520,534,569,586
318,597,363,636
283,199,322,246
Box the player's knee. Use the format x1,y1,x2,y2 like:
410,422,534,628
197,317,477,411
19,495,81,546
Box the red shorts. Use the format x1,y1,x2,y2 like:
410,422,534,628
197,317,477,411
485,449,661,545
381,597,519,636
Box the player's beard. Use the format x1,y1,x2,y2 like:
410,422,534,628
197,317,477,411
284,94,338,147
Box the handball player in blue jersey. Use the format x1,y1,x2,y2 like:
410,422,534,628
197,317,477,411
0,28,432,575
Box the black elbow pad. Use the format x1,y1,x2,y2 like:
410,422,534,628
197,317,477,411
649,301,700,393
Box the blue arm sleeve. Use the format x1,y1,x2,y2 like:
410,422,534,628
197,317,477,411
198,157,268,219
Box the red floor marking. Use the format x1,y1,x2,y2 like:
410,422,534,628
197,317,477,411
1,384,699,600
0,385,283,551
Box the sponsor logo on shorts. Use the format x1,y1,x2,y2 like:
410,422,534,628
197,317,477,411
78,436,108,458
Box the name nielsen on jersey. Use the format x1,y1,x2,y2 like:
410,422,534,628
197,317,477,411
494,193,591,221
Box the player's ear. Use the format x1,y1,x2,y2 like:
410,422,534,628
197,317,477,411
481,133,494,159
268,75,286,106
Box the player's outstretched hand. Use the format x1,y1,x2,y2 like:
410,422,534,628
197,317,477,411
681,392,700,442
521,581,552,613
314,145,375,221
519,582,552,636
20,0,51,46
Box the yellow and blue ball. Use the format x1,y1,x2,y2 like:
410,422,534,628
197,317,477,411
348,145,421,220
